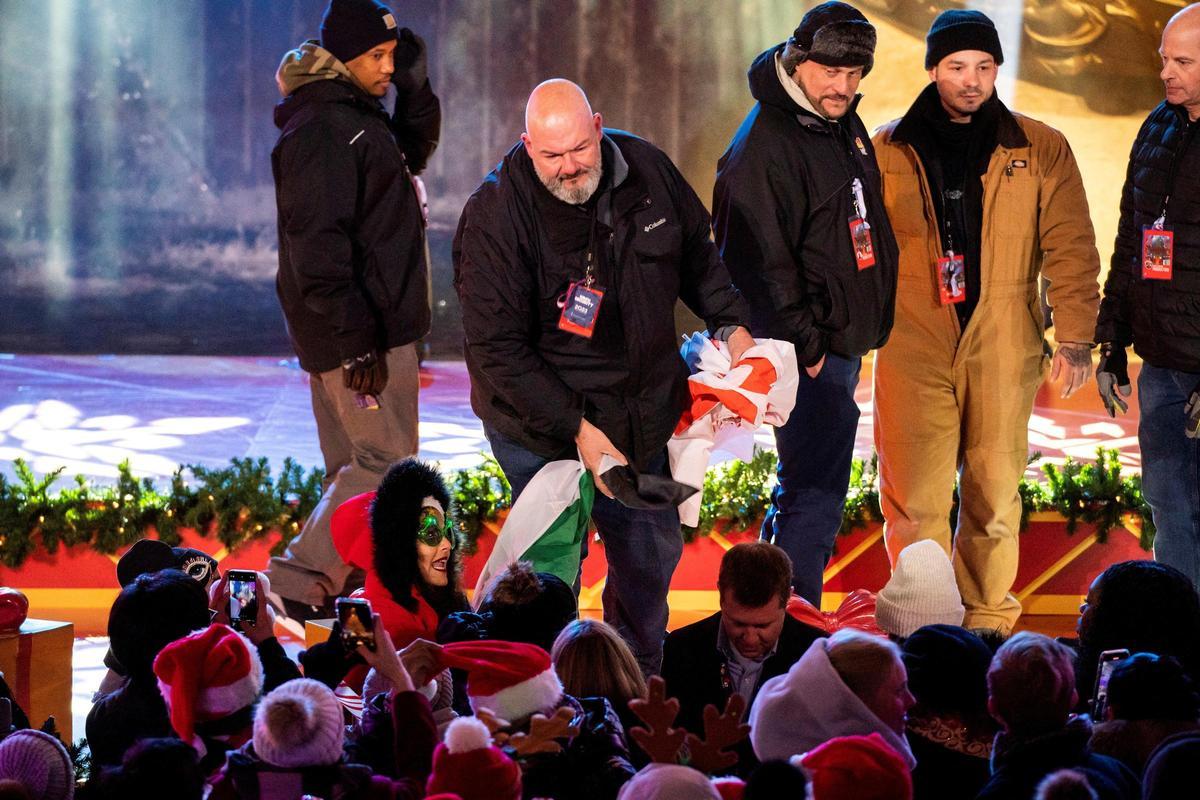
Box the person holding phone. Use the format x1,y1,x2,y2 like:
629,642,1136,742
208,570,302,694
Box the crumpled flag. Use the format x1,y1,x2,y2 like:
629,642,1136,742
668,333,799,527
472,460,594,608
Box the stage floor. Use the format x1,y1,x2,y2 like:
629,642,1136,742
0,353,1143,484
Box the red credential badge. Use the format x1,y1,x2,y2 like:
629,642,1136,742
849,216,875,270
557,281,605,338
1142,225,1174,280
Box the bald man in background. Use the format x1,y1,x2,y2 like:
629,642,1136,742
454,79,752,673
1097,3,1200,588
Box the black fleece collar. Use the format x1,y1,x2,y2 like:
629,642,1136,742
893,83,1028,150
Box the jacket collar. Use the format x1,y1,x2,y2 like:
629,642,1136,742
892,82,1028,150
990,715,1092,775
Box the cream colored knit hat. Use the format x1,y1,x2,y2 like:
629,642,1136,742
875,540,965,638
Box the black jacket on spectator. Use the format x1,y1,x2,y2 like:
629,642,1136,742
454,131,749,468
712,44,898,368
273,66,439,373
976,718,1140,800
85,637,300,769
506,694,635,800
660,612,824,776
1095,103,1200,370
907,716,992,800
1143,729,1200,800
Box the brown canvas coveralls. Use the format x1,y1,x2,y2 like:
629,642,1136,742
872,107,1100,632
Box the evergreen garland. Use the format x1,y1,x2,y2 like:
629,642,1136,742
0,446,1153,570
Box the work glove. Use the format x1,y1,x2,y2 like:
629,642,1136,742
1186,381,1200,439
390,28,428,97
342,350,389,397
1096,342,1131,417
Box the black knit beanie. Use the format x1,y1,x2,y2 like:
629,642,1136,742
792,1,877,77
320,0,398,65
925,9,1005,69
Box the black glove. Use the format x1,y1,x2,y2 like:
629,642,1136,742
1096,343,1131,417
342,350,388,396
299,620,364,689
390,28,428,97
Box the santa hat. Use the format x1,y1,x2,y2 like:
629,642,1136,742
426,717,521,800
153,623,264,752
253,678,346,768
799,733,913,800
433,640,563,722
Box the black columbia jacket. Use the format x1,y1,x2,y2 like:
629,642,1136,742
453,131,749,468
272,42,439,373
712,45,898,368
1095,102,1200,371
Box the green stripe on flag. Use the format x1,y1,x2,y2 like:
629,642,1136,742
520,470,595,587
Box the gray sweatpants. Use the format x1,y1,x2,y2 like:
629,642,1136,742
266,344,419,605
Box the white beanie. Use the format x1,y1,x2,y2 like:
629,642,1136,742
875,539,964,638
252,678,346,768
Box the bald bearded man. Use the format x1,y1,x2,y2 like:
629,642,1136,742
454,79,752,673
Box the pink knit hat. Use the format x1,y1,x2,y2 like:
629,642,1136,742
253,678,346,768
0,729,74,800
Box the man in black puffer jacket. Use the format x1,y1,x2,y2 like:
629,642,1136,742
1095,4,1200,590
268,0,440,619
712,1,898,605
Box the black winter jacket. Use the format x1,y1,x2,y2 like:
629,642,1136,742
713,45,898,367
976,718,1140,800
454,132,748,467
1096,102,1200,371
272,52,439,373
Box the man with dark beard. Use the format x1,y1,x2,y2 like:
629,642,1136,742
454,79,752,674
872,10,1100,635
712,2,898,606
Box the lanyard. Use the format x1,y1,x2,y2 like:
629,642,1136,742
1159,118,1197,226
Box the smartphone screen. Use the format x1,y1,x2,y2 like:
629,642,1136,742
336,597,375,652
1093,648,1130,721
227,570,259,629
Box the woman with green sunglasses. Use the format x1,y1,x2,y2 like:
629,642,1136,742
331,458,469,656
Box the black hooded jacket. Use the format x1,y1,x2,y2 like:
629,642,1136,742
1095,102,1200,371
272,47,439,373
453,131,748,468
712,45,898,367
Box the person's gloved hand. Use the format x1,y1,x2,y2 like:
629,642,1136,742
1096,342,1132,417
342,350,388,396
390,28,428,97
1186,382,1200,438
299,620,364,689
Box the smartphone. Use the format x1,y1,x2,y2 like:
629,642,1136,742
226,570,259,630
336,597,376,652
1093,648,1130,721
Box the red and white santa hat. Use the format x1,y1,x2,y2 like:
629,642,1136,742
434,640,563,722
153,623,264,752
426,716,521,800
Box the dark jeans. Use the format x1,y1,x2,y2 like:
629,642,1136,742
485,424,683,675
762,353,862,605
1139,363,1200,588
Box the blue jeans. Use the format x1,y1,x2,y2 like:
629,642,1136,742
762,353,862,605
1139,363,1200,588
484,425,683,675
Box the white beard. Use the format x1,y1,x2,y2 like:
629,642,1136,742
538,163,603,205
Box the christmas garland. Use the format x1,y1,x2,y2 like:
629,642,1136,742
0,447,1152,570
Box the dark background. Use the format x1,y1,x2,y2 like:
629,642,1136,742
0,0,1170,358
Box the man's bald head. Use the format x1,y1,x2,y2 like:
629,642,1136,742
525,79,595,136
1161,3,1200,120
522,79,604,204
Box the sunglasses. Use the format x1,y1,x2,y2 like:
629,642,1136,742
417,506,457,549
